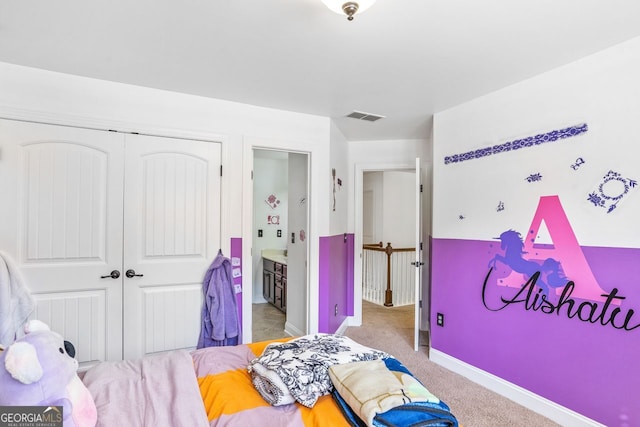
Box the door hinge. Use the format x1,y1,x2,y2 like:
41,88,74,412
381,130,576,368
420,184,423,192
419,300,422,308
420,242,423,251
251,170,254,180
220,165,223,177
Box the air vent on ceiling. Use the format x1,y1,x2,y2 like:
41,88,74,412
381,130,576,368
346,110,385,122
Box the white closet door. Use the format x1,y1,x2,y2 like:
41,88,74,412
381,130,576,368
122,134,221,359
0,119,125,363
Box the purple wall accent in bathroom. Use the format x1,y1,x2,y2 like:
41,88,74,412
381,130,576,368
318,234,353,333
431,238,640,426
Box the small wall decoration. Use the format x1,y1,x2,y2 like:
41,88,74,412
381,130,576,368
265,194,280,209
299,229,306,242
267,215,280,225
496,201,505,212
570,157,585,170
587,170,637,213
525,173,542,183
332,168,338,212
443,123,588,165
458,214,466,220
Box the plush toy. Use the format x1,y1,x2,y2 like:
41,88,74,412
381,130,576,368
0,320,97,427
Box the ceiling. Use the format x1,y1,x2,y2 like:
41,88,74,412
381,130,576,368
2,1,640,141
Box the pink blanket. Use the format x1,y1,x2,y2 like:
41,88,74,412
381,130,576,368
82,350,209,427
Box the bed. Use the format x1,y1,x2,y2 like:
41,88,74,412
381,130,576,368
82,334,457,427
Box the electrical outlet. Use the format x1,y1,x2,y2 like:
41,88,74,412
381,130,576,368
436,313,444,327
258,229,263,237
277,229,282,237
334,304,338,316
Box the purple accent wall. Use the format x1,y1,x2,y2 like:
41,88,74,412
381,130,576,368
230,238,242,343
431,238,640,426
318,234,354,332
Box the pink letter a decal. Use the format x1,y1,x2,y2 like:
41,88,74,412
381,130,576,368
524,195,607,302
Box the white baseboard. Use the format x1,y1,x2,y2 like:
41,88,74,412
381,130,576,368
335,317,350,336
429,349,604,427
346,314,361,328
284,321,304,338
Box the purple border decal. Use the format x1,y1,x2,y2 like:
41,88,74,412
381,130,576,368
444,123,588,165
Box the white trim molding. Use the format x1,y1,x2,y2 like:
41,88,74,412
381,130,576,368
429,349,605,427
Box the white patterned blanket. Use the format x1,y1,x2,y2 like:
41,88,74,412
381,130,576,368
248,334,388,408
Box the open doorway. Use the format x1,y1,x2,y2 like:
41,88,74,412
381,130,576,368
354,162,428,352
251,149,309,342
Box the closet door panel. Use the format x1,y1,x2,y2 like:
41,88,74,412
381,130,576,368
122,134,221,359
31,290,106,363
0,119,125,364
24,141,107,261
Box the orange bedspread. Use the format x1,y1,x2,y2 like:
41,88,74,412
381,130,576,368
193,339,350,427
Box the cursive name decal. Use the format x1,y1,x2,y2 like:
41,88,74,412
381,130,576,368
482,268,640,332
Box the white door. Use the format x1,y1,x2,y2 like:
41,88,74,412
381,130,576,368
0,119,125,363
0,120,221,362
286,152,309,336
413,158,422,351
122,134,221,359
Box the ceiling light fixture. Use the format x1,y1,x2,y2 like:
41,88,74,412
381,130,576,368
322,0,376,21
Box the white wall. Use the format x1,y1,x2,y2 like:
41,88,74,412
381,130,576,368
433,36,640,248
363,171,416,248
382,171,416,248
329,121,349,235
363,172,383,243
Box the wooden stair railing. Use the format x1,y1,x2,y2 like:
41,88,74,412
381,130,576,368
362,242,415,307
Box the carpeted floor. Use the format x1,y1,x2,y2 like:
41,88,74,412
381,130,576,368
344,300,560,427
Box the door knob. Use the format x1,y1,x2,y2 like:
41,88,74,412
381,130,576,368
100,270,121,279
125,269,144,278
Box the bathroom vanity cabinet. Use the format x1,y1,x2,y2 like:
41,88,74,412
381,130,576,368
263,257,287,312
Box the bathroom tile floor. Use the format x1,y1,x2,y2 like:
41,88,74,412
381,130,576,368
251,302,286,342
